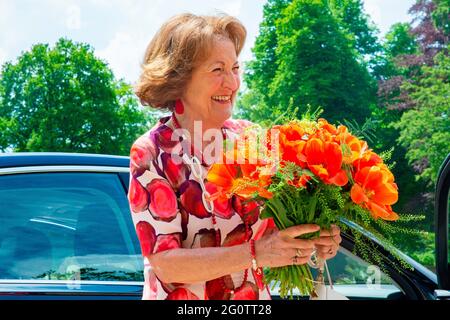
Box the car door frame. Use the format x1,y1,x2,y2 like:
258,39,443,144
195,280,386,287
0,164,144,299
435,153,450,291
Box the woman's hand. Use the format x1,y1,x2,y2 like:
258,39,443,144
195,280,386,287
254,224,321,268
314,224,342,260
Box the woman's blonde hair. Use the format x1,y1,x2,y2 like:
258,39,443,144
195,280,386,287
135,13,247,110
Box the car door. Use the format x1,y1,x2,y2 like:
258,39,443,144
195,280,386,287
0,166,144,299
435,153,450,300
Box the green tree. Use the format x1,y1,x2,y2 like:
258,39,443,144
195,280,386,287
385,23,419,59
238,0,376,125
238,0,291,123
371,23,429,231
386,50,449,266
0,38,154,155
375,1,449,199
328,0,383,72
377,23,420,108
432,0,450,36
394,50,450,187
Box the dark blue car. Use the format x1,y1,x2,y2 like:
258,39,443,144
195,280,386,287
0,152,449,300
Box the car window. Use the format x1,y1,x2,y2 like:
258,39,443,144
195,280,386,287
0,172,144,282
270,247,404,300
323,247,404,299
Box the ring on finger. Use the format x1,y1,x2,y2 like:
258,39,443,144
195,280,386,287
296,249,302,257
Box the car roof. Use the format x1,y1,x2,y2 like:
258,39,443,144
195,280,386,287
0,152,130,169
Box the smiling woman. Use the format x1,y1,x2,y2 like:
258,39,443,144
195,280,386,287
135,14,245,118
128,13,342,300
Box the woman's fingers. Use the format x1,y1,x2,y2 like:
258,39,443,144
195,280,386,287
315,224,341,248
292,247,315,258
279,224,320,239
265,224,341,267
268,248,312,267
316,251,337,260
283,237,316,249
314,235,342,246
315,244,338,253
315,244,339,260
289,248,312,265
319,225,340,237
292,256,311,265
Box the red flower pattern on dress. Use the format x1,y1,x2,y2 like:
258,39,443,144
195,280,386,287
166,288,200,300
205,276,234,300
223,118,253,134
154,233,182,253
232,196,260,226
130,135,157,177
152,125,179,153
142,267,158,300
179,180,211,219
231,282,259,300
147,179,178,222
160,282,184,294
161,152,190,190
135,221,156,257
253,218,276,241
180,207,189,241
251,268,266,291
191,228,220,248
222,224,253,247
128,178,149,213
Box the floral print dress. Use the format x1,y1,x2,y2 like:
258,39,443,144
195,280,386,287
128,115,274,300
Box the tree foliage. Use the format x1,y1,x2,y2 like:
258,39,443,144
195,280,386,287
385,23,420,59
369,1,449,236
0,38,154,155
377,23,420,108
410,0,449,65
236,0,449,239
376,0,449,191
394,50,450,187
378,0,449,111
238,0,377,125
328,0,382,71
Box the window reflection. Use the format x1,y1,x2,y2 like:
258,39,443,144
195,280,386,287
0,173,143,282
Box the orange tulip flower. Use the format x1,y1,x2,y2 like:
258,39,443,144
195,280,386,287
332,129,367,166
350,166,399,221
317,118,338,137
304,138,349,186
277,122,309,167
207,150,273,201
353,150,383,171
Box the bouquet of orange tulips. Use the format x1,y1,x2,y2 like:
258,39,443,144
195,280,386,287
206,111,414,298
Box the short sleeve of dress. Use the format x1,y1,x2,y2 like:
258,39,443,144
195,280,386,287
128,132,183,259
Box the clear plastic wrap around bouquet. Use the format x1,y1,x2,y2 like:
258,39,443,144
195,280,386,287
206,111,414,299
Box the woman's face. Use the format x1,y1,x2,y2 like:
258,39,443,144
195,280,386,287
181,37,241,126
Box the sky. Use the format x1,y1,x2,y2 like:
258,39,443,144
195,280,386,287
0,0,417,85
